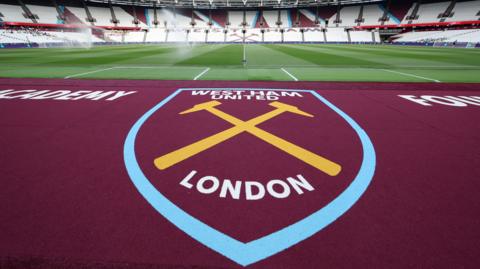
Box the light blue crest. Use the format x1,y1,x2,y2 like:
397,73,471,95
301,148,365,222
124,88,376,266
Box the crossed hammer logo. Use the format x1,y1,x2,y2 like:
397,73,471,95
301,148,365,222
154,101,342,176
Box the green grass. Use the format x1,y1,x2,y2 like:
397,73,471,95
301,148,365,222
1,43,479,82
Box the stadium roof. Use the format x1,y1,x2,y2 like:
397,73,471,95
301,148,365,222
86,0,384,9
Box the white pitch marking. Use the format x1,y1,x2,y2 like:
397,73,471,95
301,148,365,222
114,66,157,69
193,67,210,80
281,68,299,81
64,67,116,79
381,69,441,83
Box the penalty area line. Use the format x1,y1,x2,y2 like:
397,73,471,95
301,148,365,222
281,68,299,81
381,69,441,83
193,67,210,80
64,67,116,79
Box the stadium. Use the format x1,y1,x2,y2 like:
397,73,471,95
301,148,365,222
0,0,479,268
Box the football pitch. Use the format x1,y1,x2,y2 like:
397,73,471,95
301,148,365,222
1,43,480,83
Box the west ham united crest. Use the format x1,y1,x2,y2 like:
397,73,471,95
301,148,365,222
124,88,376,266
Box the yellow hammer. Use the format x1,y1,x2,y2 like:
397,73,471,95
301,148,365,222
154,101,341,176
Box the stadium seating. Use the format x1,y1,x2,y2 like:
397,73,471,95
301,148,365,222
325,27,349,42
65,6,91,25
361,5,383,26
317,6,337,26
299,9,323,27
0,1,478,29
112,7,144,27
193,10,215,28
280,10,292,28
88,6,115,27
284,29,303,42
261,29,280,42
446,0,480,22
26,5,60,24
450,29,480,43
0,0,479,46
362,4,400,26
227,11,258,28
144,8,155,27
304,29,325,42
144,28,167,42
0,29,32,43
393,29,480,43
104,31,123,42
245,28,262,42
161,9,187,28
167,28,188,42
53,30,105,43
207,29,225,42
387,0,414,24
413,1,450,24
326,4,401,27
0,29,60,43
331,5,361,27
350,30,378,42
188,29,206,42
0,32,21,43
397,0,480,24
262,10,278,28
0,4,34,23
0,28,104,44
227,11,244,28
225,28,242,42
123,31,146,42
